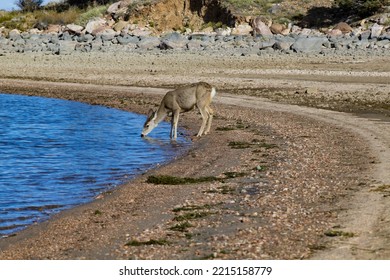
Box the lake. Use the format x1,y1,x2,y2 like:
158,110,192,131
0,93,190,237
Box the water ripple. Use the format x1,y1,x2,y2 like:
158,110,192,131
0,93,190,237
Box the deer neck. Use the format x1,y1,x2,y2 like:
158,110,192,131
155,105,169,124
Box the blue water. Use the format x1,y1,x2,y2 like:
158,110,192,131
0,93,190,237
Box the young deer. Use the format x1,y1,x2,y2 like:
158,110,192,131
141,82,217,139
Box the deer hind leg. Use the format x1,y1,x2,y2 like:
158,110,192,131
171,110,180,139
196,106,210,137
204,106,213,135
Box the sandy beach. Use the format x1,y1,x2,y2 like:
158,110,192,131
0,51,389,259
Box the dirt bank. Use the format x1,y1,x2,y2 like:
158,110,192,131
0,52,389,259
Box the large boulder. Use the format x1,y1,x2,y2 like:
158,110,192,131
328,29,343,37
270,23,284,34
333,22,353,34
252,17,272,36
85,18,107,35
371,23,384,39
99,28,118,41
137,37,161,50
107,1,129,21
117,34,139,45
160,32,188,49
231,23,253,35
46,24,62,34
8,29,21,40
291,37,328,53
66,24,84,35
113,20,128,32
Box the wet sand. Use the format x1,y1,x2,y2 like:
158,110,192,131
0,52,389,259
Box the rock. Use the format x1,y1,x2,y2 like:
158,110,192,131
300,28,312,36
281,24,292,35
77,33,94,43
376,39,390,48
380,32,390,40
291,25,301,34
189,34,211,41
186,40,203,50
28,34,42,41
60,32,73,41
305,87,318,94
8,29,21,40
113,20,128,32
160,32,188,49
328,29,343,37
371,23,384,39
107,1,122,14
291,37,328,53
360,31,371,40
59,41,77,54
46,24,62,34
28,28,41,35
273,40,293,51
100,28,117,41
215,27,231,36
91,38,103,50
137,37,161,50
231,23,253,35
334,22,353,34
85,18,107,35
12,38,25,47
252,18,272,36
107,1,129,21
160,39,187,50
378,14,389,25
160,32,188,50
258,38,276,49
66,24,84,35
270,23,284,35
117,35,139,45
130,27,153,37
75,42,92,52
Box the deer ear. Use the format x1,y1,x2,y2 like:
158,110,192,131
147,109,154,117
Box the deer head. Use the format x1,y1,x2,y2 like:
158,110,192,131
141,109,158,137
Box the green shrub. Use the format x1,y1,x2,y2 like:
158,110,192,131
334,0,390,17
75,5,108,26
15,0,43,12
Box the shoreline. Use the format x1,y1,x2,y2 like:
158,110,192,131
0,80,380,259
0,52,389,259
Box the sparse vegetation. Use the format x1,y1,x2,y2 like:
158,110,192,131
224,0,283,14
174,211,212,222
173,204,212,212
146,175,220,185
370,185,390,197
324,230,355,237
228,139,277,150
169,221,193,232
125,238,170,246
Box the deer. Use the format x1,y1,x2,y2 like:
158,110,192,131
141,82,217,139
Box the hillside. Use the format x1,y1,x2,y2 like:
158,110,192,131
1,0,389,34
